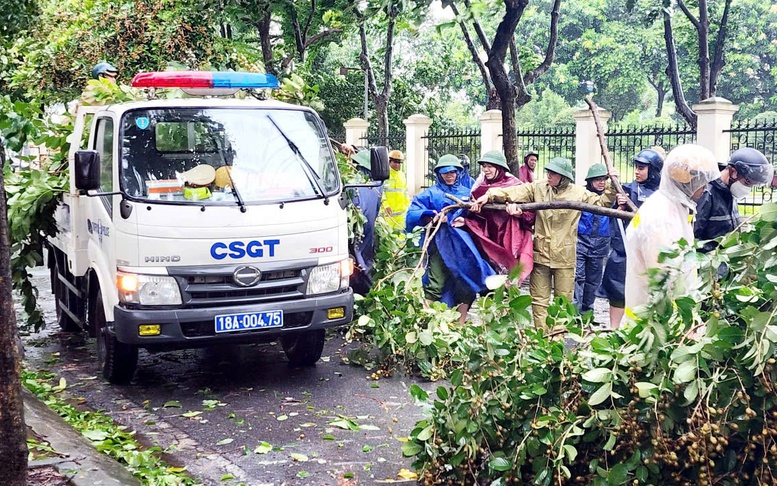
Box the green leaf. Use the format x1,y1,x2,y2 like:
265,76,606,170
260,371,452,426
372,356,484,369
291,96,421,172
488,457,511,472
436,386,449,400
409,384,428,401
673,360,697,384
416,425,433,441
221,473,235,480
297,471,310,479
589,382,613,406
216,438,234,446
634,382,657,398
563,444,578,462
607,464,628,486
582,368,611,383
254,441,272,454
82,429,109,441
291,452,308,462
163,400,182,408
401,441,423,456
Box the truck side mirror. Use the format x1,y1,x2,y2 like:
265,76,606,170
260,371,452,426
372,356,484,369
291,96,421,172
74,150,101,191
370,146,390,182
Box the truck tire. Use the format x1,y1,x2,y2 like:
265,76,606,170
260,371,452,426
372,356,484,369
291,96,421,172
281,330,326,367
52,261,80,332
94,290,138,384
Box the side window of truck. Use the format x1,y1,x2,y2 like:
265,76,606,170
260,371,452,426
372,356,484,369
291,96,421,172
95,118,114,209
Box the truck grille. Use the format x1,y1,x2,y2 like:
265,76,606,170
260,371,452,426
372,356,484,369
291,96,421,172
170,267,307,308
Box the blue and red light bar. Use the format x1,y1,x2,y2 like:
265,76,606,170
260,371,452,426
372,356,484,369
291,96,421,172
131,71,279,89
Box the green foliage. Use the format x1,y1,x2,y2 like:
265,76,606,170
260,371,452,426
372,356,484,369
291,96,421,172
6,0,249,103
1,97,70,329
405,203,777,485
347,228,466,381
23,369,195,484
272,72,325,112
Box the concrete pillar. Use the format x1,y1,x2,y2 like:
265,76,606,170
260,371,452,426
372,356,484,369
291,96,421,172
343,118,369,148
404,114,433,196
692,97,738,164
478,110,503,155
573,107,611,185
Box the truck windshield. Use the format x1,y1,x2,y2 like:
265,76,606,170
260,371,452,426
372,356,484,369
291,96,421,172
120,107,339,204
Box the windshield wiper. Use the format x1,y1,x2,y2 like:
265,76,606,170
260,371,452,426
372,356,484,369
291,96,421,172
267,116,328,204
225,167,247,213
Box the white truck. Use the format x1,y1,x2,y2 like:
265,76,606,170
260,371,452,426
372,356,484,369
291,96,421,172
47,71,387,383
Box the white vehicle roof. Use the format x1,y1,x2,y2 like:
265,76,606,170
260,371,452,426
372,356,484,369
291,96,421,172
98,97,316,117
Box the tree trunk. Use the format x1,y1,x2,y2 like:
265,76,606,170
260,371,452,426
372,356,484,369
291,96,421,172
257,7,276,76
450,1,500,110
486,0,526,172
709,0,732,96
663,9,697,127
0,144,28,486
375,94,389,142
655,87,666,118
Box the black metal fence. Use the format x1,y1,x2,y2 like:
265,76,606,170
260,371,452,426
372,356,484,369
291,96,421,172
361,134,406,153
725,118,777,216
606,124,696,182
423,128,481,187
516,126,576,175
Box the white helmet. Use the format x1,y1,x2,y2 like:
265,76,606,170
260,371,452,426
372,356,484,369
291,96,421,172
660,144,720,208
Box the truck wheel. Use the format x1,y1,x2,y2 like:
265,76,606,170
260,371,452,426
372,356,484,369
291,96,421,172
281,330,326,367
53,261,80,332
94,291,137,384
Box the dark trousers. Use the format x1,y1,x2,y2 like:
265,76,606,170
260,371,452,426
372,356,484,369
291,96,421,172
574,253,605,313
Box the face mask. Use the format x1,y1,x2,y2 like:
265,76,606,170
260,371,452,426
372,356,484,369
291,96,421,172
730,180,751,200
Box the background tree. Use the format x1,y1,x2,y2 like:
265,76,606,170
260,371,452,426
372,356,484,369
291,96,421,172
659,0,732,126
0,141,28,486
457,0,561,170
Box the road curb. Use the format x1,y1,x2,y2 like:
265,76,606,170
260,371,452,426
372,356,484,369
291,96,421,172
23,388,141,486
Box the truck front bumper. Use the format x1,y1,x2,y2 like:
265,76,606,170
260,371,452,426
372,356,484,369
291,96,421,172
111,290,353,349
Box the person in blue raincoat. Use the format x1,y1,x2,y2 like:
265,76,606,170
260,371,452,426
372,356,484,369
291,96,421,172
349,149,383,295
574,164,611,314
406,154,494,323
598,148,663,328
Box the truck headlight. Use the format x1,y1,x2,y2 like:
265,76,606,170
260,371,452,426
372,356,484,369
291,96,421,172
307,259,352,296
117,272,182,305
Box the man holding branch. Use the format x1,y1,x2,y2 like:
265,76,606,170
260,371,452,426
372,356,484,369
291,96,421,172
470,157,619,328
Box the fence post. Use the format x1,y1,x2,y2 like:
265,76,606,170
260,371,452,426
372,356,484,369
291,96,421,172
343,118,369,147
692,97,738,164
573,106,611,185
404,114,433,196
479,110,502,155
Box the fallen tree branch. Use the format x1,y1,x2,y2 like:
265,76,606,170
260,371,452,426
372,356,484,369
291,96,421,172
584,96,638,213
445,194,634,220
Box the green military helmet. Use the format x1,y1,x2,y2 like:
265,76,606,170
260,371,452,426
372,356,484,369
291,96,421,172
585,163,608,180
434,154,464,172
545,157,575,180
477,150,510,171
351,149,371,171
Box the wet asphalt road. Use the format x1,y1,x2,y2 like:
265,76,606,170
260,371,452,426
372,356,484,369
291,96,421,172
19,266,435,485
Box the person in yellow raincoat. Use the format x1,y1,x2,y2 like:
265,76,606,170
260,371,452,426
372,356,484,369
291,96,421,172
470,157,618,328
381,149,411,230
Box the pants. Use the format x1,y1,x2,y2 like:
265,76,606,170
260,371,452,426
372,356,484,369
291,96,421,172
574,253,605,313
425,250,474,305
529,263,575,328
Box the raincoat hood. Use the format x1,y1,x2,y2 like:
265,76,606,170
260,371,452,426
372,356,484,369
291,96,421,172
659,144,720,211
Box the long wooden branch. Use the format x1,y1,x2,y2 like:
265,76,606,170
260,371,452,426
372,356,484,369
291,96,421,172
382,5,397,98
676,0,701,30
444,194,634,220
356,12,379,99
584,96,637,213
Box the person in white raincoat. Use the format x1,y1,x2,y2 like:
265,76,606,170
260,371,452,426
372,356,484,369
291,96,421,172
624,144,720,313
